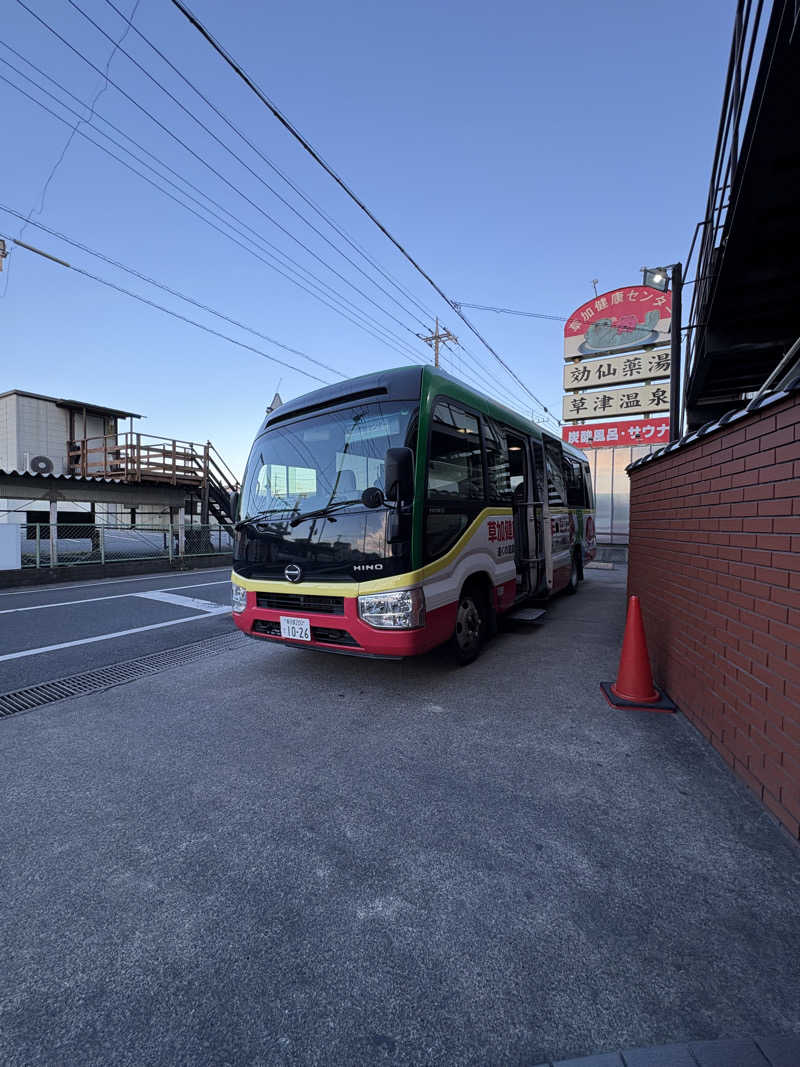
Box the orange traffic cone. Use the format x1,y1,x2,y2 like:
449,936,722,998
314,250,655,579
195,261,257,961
601,595,676,712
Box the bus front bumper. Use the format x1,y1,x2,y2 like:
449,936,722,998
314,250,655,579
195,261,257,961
232,590,456,658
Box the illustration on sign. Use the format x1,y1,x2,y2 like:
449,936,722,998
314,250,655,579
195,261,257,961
562,418,670,448
564,286,672,359
564,348,671,391
563,382,670,421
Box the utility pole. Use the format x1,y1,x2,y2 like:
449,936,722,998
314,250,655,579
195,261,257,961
0,239,7,271
421,317,457,367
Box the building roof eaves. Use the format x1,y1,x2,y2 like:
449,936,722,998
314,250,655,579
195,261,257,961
0,469,125,485
0,389,142,419
626,380,800,473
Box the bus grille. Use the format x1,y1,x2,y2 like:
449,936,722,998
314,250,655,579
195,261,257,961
255,592,345,615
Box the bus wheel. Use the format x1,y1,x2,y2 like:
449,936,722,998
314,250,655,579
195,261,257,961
452,584,485,665
566,551,580,595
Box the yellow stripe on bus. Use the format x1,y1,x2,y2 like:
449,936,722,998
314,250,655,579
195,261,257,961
231,507,513,597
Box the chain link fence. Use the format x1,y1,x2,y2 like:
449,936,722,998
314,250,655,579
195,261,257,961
19,523,233,568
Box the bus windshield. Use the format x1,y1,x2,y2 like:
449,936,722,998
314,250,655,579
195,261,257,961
240,401,418,522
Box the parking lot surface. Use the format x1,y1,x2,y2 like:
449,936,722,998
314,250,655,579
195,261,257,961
1,568,798,1065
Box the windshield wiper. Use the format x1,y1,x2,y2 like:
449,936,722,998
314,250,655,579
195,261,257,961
288,498,364,528
234,508,294,529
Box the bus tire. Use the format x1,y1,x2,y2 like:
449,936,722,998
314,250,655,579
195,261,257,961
566,550,581,595
451,581,487,666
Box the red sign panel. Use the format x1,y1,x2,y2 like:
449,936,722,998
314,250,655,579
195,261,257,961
564,286,672,359
562,418,670,449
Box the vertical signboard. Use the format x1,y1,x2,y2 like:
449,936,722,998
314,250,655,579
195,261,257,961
562,284,673,548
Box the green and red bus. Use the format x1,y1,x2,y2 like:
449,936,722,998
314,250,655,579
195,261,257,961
231,366,595,663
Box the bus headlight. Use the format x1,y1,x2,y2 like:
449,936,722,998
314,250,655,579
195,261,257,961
358,587,425,629
231,582,248,614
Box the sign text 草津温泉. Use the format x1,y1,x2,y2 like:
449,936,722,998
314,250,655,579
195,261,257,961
562,382,670,422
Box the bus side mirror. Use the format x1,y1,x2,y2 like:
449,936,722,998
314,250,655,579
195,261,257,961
385,447,414,503
229,490,240,520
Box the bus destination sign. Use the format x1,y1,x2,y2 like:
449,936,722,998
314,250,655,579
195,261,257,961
562,417,670,449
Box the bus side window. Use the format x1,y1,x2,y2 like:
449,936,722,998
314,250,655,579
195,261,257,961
582,461,594,508
483,419,512,504
428,402,483,498
425,401,483,562
530,440,546,503
563,455,587,508
543,437,566,507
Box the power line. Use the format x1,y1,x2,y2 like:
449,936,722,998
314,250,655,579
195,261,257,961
453,301,567,323
18,0,141,240
170,0,557,423
0,65,419,365
14,0,427,344
0,203,351,381
7,233,335,385
0,54,425,364
454,341,559,426
96,0,437,329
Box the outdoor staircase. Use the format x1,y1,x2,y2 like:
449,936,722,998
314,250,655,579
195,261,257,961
68,432,240,531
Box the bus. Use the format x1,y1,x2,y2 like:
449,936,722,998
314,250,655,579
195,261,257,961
230,366,595,663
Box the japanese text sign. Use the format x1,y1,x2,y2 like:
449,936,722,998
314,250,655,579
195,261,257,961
563,348,670,391
564,286,672,360
563,382,670,421
562,418,670,448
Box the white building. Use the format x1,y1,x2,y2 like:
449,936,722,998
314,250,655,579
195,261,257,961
0,389,140,477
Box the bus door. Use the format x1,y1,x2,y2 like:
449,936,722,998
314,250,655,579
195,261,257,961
528,437,548,595
507,431,531,596
542,434,572,590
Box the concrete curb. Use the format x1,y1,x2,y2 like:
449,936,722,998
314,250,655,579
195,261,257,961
533,1034,800,1066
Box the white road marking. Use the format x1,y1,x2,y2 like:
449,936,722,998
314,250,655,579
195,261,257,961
134,591,225,612
0,568,231,598
0,611,231,663
0,581,229,615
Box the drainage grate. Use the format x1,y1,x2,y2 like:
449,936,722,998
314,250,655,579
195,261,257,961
0,631,245,719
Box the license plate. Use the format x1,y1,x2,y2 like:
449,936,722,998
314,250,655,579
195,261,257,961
280,615,311,641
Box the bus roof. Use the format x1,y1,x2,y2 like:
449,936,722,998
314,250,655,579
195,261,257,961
261,364,587,462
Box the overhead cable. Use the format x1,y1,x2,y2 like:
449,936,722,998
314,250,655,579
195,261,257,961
170,0,558,423
0,57,424,363
7,234,335,385
453,301,567,323
97,0,436,328
0,203,350,381
14,0,427,343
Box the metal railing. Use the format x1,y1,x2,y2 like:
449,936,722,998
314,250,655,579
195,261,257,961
20,523,233,568
67,432,239,491
682,0,770,412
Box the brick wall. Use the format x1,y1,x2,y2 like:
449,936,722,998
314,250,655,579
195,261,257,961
628,391,800,840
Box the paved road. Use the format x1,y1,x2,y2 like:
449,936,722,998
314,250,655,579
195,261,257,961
1,568,799,1065
0,567,233,692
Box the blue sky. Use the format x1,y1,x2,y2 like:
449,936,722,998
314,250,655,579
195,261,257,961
2,0,733,475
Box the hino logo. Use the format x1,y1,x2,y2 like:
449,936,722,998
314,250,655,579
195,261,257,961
284,564,303,583
353,563,384,572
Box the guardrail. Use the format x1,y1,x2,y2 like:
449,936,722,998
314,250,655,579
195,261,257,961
19,523,233,568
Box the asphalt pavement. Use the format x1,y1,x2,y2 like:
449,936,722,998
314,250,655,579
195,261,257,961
1,567,799,1065
0,567,233,691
